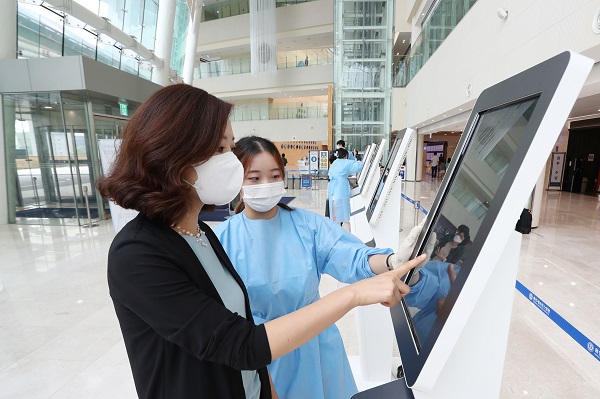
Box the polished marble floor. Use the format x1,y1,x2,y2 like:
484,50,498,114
0,179,598,398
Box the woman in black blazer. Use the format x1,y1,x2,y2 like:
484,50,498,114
97,84,424,399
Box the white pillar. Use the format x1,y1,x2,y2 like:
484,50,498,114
183,0,202,84
0,1,17,224
405,131,418,181
416,133,425,181
152,0,177,86
1,0,17,59
531,163,546,228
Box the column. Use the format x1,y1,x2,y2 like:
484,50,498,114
0,1,17,224
152,0,177,86
416,133,425,181
182,0,202,84
405,131,418,181
1,0,17,59
531,164,547,228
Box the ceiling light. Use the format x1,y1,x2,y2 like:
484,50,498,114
44,106,52,109
459,108,462,111
402,39,406,43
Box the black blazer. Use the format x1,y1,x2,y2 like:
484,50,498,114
108,213,272,398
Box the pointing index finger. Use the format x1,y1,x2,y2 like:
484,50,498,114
391,254,428,276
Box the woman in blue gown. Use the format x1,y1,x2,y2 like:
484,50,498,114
214,136,416,399
328,148,363,231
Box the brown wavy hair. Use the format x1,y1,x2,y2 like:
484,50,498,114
232,136,292,214
96,84,232,226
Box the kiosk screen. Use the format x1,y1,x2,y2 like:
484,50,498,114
404,96,539,350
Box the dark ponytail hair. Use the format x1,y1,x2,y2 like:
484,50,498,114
232,136,293,214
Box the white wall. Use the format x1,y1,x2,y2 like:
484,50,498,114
197,0,333,54
196,63,332,98
231,117,328,142
399,0,600,130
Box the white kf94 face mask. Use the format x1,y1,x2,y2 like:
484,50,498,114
189,152,244,205
242,181,286,213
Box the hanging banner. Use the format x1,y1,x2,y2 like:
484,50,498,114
548,152,566,188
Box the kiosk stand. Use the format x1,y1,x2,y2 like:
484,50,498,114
351,51,593,399
353,232,521,399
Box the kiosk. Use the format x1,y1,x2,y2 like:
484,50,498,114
353,51,593,398
355,144,373,191
368,128,417,249
353,128,417,384
350,139,386,244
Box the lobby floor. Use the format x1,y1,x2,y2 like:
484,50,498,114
0,179,598,398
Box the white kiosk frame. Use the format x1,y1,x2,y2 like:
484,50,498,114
353,51,593,399
368,128,417,249
350,139,386,244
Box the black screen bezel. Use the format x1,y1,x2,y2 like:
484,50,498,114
391,52,574,387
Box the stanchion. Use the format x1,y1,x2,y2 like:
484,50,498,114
398,195,404,233
82,186,99,228
414,200,421,226
32,176,41,207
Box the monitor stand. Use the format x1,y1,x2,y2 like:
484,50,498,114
353,231,522,398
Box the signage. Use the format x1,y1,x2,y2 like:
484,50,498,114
309,150,319,171
119,103,129,117
319,150,329,169
549,152,565,188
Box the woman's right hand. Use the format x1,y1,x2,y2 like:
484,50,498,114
347,254,428,308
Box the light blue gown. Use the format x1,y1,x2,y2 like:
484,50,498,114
328,159,364,223
214,207,392,399
404,261,462,341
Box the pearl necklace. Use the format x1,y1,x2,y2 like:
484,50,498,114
172,223,208,247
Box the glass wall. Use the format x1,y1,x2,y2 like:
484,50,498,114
17,1,159,81
394,0,478,87
2,91,139,226
194,47,333,79
333,0,393,153
171,0,190,74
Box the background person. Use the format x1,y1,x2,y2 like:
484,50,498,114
214,136,423,399
97,84,422,399
431,152,440,178
337,139,355,160
328,148,363,231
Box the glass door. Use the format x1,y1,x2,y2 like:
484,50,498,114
93,115,128,221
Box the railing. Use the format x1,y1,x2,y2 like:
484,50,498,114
194,48,333,79
230,105,328,121
202,0,314,21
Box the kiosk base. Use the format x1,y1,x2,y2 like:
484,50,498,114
352,378,415,398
